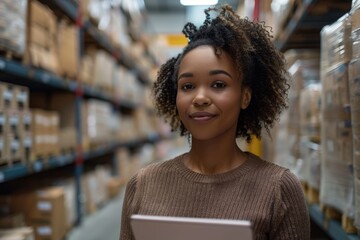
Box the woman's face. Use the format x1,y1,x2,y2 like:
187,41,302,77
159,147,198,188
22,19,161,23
176,45,251,141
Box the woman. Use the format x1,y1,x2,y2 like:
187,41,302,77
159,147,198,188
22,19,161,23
120,5,310,240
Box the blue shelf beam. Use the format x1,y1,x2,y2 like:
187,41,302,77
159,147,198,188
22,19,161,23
0,134,162,183
309,204,360,240
0,57,136,109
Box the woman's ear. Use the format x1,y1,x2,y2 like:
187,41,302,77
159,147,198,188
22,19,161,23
241,87,252,110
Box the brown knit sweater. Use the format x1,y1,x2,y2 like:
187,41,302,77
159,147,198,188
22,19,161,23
120,153,310,240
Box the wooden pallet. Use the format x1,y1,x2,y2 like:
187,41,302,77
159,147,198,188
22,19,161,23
301,181,308,193
61,72,78,81
30,151,57,163
342,214,358,234
320,204,357,234
0,157,26,168
60,146,75,156
0,46,23,61
306,186,320,204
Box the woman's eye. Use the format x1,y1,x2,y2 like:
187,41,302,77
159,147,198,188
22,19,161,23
212,81,226,88
181,83,194,90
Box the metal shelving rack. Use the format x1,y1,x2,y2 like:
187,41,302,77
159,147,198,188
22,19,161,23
274,0,352,52
274,0,359,239
0,0,161,225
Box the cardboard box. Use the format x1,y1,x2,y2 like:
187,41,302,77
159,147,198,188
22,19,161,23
0,111,9,134
106,177,123,199
0,132,22,163
59,127,76,152
19,110,32,134
0,227,34,240
0,134,7,164
7,110,20,134
28,0,56,35
30,109,45,159
0,83,15,110
29,25,50,49
57,21,79,79
20,132,32,162
9,187,66,240
25,43,60,75
8,133,22,161
0,213,25,228
15,85,29,110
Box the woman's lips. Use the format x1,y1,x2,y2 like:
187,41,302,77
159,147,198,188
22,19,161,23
189,112,217,121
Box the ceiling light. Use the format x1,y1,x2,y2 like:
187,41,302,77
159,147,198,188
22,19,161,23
180,0,218,6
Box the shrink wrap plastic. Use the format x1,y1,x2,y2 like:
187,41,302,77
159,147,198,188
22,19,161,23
350,3,360,227
320,14,354,218
0,0,27,56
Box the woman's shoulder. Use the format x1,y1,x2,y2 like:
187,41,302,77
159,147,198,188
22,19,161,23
248,153,300,185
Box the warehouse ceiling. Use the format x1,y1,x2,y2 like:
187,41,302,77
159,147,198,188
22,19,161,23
144,0,240,12
141,0,241,34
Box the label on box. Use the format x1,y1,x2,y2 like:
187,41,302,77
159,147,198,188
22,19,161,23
37,226,52,235
11,138,19,150
10,115,19,125
24,137,32,147
3,90,12,101
17,91,28,102
37,201,52,211
24,114,31,124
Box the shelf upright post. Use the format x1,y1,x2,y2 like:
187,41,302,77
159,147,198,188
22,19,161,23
111,51,121,177
74,0,85,226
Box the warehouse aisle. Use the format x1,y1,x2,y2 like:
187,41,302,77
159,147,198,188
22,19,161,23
67,189,125,240
67,142,190,240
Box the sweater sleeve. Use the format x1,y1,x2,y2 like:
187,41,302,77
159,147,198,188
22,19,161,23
119,174,138,240
270,170,310,240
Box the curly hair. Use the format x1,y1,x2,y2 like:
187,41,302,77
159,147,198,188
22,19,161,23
153,4,290,142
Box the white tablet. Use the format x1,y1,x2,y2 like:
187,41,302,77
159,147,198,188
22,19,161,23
130,214,253,240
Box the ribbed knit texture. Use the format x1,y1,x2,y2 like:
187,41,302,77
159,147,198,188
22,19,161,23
120,153,310,240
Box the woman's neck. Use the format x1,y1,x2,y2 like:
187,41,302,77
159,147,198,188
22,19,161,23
185,137,247,175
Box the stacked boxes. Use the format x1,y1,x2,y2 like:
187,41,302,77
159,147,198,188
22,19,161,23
3,187,67,240
349,2,360,229
93,50,115,92
0,82,30,165
30,109,59,160
320,14,354,219
0,227,34,240
24,0,59,74
57,21,79,79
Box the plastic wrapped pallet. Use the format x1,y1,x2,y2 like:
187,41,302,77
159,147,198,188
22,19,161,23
0,0,27,57
284,58,319,177
298,83,322,188
349,2,360,228
299,83,322,142
273,50,319,173
320,13,354,219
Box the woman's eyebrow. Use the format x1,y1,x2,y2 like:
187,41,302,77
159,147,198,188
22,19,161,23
209,69,233,79
178,72,193,80
178,70,233,80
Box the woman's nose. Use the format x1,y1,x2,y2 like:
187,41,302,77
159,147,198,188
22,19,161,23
192,88,211,106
